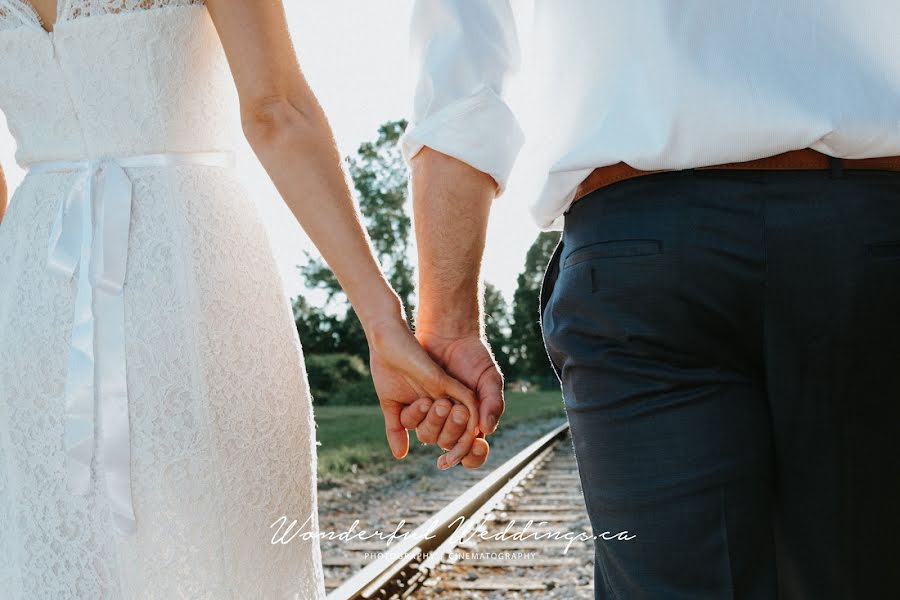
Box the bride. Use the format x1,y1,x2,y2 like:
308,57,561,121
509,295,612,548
0,0,489,597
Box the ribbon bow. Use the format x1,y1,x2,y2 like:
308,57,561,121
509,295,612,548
47,159,136,535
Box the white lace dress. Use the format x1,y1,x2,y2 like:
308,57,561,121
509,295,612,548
0,2,325,598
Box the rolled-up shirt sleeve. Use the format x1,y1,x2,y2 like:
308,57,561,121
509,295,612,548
401,0,525,194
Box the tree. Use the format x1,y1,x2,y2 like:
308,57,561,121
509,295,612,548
293,294,340,353
303,353,371,405
347,120,416,316
483,282,513,377
508,231,561,386
294,120,414,359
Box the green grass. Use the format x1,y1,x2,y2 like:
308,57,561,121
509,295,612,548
314,390,566,480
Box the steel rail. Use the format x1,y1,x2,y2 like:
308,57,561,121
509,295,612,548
326,420,571,600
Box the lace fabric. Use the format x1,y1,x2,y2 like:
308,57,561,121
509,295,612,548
0,0,39,31
0,0,202,31
60,0,203,20
0,2,326,598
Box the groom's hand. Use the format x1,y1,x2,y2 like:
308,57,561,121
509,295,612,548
415,330,505,436
404,147,505,468
367,316,481,470
399,330,503,469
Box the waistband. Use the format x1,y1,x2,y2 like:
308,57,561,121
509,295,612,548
572,149,900,207
25,150,236,173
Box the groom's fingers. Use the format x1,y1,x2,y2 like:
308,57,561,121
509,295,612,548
438,426,477,470
439,374,481,437
416,398,453,444
408,341,480,438
400,398,433,429
434,373,483,469
437,404,470,450
380,401,410,459
461,437,490,469
478,370,505,435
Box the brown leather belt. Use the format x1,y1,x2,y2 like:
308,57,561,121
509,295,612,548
572,148,900,205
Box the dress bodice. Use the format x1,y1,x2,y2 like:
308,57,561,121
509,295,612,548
0,1,239,167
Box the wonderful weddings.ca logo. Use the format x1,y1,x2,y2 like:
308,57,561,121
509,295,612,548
270,514,636,554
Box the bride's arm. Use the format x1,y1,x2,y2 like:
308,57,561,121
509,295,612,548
0,163,7,223
206,1,393,329
205,1,488,468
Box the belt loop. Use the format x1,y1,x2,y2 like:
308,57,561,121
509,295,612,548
829,155,844,178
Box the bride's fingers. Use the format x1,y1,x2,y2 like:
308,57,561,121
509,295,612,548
461,437,490,469
400,398,433,430
437,403,469,450
416,398,454,445
380,401,410,459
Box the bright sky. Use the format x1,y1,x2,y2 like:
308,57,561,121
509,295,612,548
0,0,543,305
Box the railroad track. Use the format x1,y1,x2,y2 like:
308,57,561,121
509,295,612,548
323,422,595,599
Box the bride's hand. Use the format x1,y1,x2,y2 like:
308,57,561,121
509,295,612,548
366,316,481,470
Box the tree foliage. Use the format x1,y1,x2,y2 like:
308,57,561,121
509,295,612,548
508,231,561,385
303,353,371,405
483,282,513,377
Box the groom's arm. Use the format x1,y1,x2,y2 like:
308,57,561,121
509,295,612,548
413,148,496,337
402,0,524,439
412,148,505,437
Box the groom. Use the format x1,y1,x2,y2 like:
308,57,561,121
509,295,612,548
394,1,900,599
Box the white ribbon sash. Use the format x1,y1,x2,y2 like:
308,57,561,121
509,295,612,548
27,151,236,535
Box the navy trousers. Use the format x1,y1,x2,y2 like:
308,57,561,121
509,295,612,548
540,166,900,599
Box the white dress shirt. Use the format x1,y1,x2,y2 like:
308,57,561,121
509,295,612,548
400,1,900,231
